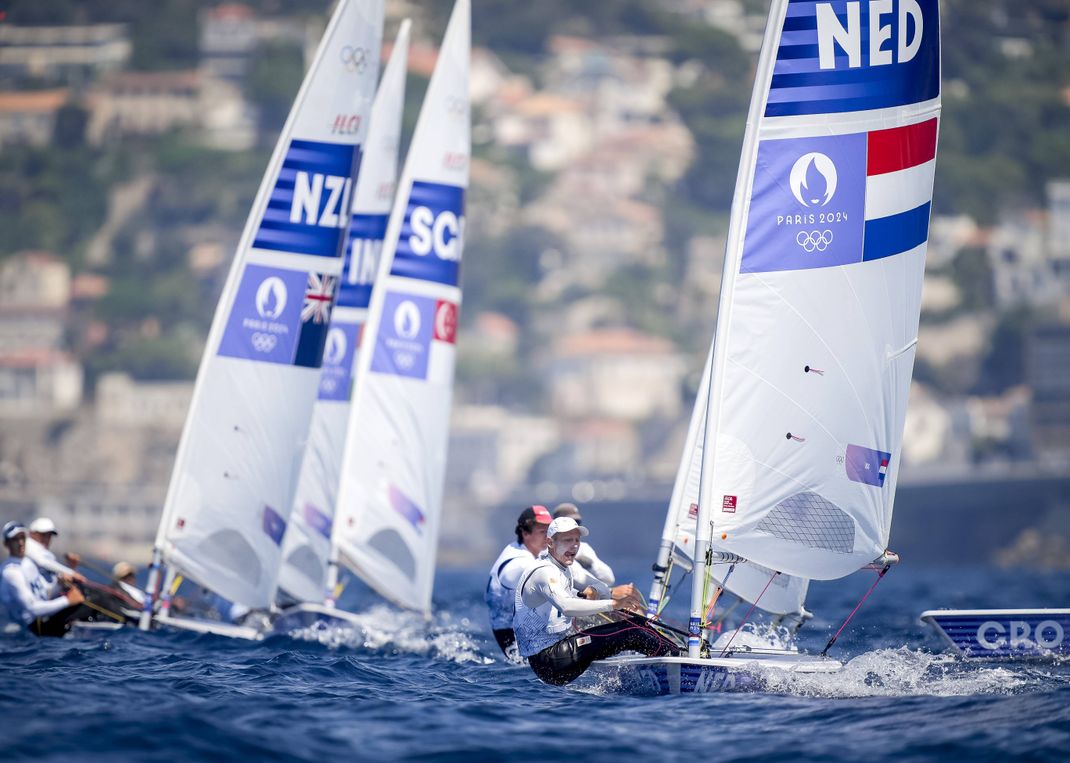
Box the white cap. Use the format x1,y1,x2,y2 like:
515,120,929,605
547,516,588,538
29,517,58,535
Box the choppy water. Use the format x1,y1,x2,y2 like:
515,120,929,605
3,563,1069,762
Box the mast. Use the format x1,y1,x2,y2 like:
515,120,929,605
687,0,789,657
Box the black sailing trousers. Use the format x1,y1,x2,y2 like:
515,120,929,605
527,614,681,685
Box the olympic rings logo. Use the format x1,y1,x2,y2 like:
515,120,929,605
340,45,368,73
796,229,833,253
251,332,278,353
394,351,415,370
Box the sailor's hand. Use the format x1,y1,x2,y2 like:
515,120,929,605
579,586,598,600
610,583,643,613
65,587,85,606
73,572,87,584
64,552,81,568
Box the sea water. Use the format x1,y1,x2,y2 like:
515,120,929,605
2,562,1068,762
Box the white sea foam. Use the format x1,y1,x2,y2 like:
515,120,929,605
284,604,493,665
758,646,1038,698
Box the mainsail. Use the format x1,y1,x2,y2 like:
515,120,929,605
332,0,470,615
144,0,385,615
277,21,411,606
650,346,809,618
687,0,941,650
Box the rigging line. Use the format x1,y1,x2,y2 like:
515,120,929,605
749,270,875,435
79,598,126,623
711,597,741,626
656,563,692,617
820,565,891,657
703,563,736,624
718,570,780,658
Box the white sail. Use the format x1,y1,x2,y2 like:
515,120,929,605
277,20,411,605
656,345,809,616
152,0,384,609
332,0,470,614
692,0,942,585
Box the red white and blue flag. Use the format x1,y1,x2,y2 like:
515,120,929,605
862,118,939,262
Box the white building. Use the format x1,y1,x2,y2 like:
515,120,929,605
0,24,131,83
0,89,68,149
446,405,559,504
95,373,193,430
548,328,686,421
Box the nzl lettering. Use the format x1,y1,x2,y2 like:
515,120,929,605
816,0,925,70
408,207,464,261
290,172,353,228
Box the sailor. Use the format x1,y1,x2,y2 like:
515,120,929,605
513,516,681,686
111,562,145,607
25,517,86,587
551,503,614,585
484,505,552,662
0,521,87,637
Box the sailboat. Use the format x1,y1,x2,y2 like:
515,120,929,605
288,0,470,622
592,0,942,693
272,20,412,633
138,0,386,639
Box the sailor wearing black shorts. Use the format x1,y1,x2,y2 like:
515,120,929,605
513,517,680,685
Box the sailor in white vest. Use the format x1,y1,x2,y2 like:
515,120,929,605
513,516,680,685
484,505,552,662
0,522,86,637
551,503,614,585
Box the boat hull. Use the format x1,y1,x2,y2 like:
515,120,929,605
155,613,264,641
921,609,1070,659
584,653,841,695
272,602,366,633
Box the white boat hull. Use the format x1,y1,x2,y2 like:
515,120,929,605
272,602,365,634
585,653,841,695
155,613,264,641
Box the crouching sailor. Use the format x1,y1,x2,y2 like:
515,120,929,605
485,505,553,662
513,516,680,685
0,522,87,637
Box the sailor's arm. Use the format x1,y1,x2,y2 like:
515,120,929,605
4,567,76,619
26,545,83,582
541,571,615,617
25,545,76,578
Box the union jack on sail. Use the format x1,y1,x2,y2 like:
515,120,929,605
302,272,337,324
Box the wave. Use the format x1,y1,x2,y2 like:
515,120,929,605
281,604,494,665
757,646,1055,698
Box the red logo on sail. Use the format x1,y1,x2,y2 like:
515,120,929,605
722,495,737,513
433,300,457,344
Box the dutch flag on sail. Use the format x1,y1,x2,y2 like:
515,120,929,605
862,118,938,262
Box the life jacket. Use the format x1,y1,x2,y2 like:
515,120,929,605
512,559,575,658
